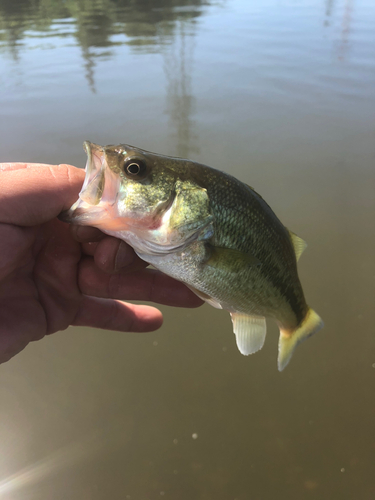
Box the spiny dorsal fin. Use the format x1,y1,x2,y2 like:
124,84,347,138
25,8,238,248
288,230,307,262
230,313,266,355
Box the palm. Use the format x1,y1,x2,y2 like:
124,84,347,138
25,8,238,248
1,219,82,361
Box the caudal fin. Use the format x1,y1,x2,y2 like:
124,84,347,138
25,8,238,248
278,308,324,371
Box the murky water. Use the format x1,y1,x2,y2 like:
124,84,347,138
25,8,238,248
1,0,375,498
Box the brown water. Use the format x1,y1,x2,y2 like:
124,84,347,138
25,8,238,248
1,0,375,499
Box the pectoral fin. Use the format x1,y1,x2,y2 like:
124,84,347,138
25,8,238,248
206,246,261,272
230,313,266,355
187,285,223,309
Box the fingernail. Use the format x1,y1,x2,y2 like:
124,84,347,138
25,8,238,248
115,241,133,270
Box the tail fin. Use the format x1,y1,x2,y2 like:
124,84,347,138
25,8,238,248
278,308,324,371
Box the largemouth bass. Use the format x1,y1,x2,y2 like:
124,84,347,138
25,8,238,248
61,141,323,370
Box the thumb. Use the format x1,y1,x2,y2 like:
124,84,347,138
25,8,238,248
0,164,84,226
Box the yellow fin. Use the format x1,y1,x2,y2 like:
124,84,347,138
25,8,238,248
288,230,307,262
278,308,324,371
206,245,261,272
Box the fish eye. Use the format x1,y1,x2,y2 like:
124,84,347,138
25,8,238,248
123,158,147,178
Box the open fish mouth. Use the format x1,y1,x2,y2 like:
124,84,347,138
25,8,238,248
79,141,106,206
59,141,120,226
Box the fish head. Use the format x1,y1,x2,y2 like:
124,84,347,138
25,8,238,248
60,142,213,252
61,141,177,230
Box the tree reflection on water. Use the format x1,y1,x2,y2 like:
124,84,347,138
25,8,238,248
0,1,210,59
0,0,221,156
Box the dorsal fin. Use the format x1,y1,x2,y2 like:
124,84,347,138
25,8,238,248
288,230,307,262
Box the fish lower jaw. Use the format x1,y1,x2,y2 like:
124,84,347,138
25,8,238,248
60,198,123,228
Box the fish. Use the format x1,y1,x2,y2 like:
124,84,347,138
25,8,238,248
60,141,323,370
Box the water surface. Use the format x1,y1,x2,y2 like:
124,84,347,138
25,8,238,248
0,1,374,499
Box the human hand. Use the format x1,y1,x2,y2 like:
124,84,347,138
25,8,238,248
0,163,203,364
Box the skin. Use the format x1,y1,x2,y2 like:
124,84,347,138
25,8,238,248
0,163,202,364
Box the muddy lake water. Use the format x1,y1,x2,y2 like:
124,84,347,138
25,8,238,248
0,1,374,499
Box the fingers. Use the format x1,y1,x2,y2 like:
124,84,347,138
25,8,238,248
0,297,46,364
70,225,104,243
72,296,163,332
94,237,148,273
0,164,84,226
81,241,99,256
71,225,147,273
78,256,204,308
75,228,148,273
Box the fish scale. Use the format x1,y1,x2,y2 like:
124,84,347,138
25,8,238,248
60,141,324,371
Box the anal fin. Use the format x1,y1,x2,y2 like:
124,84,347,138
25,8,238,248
230,313,266,355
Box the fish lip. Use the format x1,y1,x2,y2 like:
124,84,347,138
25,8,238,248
58,207,75,223
58,202,106,224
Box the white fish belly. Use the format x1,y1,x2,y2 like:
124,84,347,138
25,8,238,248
137,240,294,322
